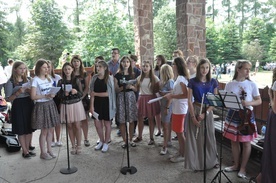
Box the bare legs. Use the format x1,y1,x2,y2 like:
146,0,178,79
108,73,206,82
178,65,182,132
176,132,185,157
81,113,89,146
162,122,170,148
120,122,134,143
229,141,251,173
39,128,54,155
155,114,162,135
68,122,82,154
94,120,111,144
19,134,32,155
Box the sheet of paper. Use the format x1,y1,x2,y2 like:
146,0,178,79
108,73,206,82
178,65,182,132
61,84,72,92
22,82,31,89
48,87,61,95
92,111,99,121
219,90,243,110
148,96,163,104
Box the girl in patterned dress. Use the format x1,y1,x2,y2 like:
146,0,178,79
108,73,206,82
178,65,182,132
114,56,138,148
31,59,60,160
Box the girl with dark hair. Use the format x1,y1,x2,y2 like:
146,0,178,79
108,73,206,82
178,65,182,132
223,60,262,178
71,55,91,147
90,61,116,152
165,57,189,162
30,59,60,160
5,61,35,158
114,56,138,148
57,63,86,155
185,58,219,170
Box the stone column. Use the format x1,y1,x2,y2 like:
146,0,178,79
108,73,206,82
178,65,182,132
176,0,206,58
133,0,154,65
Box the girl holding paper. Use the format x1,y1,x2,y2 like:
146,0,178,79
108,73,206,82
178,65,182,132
134,61,160,145
114,56,138,148
5,61,35,158
159,64,174,155
90,61,116,152
71,55,91,147
164,57,189,162
57,63,86,155
185,58,218,170
31,59,60,160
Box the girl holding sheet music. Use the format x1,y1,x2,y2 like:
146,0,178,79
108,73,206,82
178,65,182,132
90,61,116,153
5,61,35,159
57,62,86,155
30,59,60,160
223,60,261,179
185,58,218,170
164,57,189,162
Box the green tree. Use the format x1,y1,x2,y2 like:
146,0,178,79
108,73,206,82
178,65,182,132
82,7,134,64
241,39,264,62
269,35,276,61
235,0,252,38
206,19,220,64
15,0,71,67
153,0,170,17
218,20,242,62
153,5,176,60
0,1,11,64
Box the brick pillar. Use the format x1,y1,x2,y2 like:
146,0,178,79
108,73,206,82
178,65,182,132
133,0,154,65
176,0,206,58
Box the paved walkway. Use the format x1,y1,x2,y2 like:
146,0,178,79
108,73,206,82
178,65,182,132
0,120,260,183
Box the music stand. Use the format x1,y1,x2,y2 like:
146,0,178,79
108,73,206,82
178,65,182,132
206,91,243,183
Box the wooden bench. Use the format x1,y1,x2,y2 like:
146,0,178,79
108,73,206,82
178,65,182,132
214,120,263,152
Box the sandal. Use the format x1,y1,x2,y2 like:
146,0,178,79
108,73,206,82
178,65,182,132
148,138,154,145
249,177,257,183
133,137,142,143
76,146,81,154
130,142,136,147
70,147,76,155
121,143,127,149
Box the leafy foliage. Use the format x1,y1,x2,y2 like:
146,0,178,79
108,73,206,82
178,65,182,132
241,39,264,62
206,19,220,64
14,0,70,68
269,35,276,61
82,7,134,65
153,5,176,60
218,20,242,62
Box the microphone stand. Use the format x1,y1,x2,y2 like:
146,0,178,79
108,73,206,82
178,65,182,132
60,79,77,174
120,76,137,175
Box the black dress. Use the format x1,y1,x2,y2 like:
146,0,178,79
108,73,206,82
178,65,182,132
11,81,34,135
93,78,109,121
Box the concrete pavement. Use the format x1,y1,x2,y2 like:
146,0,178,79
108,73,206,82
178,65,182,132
0,120,260,183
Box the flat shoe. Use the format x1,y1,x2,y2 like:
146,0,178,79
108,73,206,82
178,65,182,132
29,146,35,151
133,137,142,143
155,131,161,136
29,151,36,157
238,172,247,179
130,142,136,147
121,143,127,149
224,166,239,172
148,139,154,145
22,153,31,159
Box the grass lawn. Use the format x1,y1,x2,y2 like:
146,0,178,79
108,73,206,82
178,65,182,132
217,70,273,88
